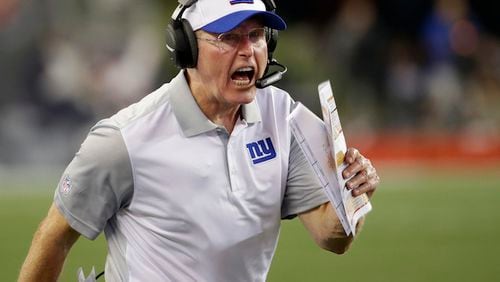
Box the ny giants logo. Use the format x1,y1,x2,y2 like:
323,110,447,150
246,137,276,164
230,0,254,4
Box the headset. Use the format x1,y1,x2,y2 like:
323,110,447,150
165,0,287,88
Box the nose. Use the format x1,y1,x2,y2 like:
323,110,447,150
237,36,254,57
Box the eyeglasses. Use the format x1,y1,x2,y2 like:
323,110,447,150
197,27,267,52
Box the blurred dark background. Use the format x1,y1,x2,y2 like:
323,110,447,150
1,0,499,173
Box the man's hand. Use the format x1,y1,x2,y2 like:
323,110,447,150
342,148,380,198
299,148,379,254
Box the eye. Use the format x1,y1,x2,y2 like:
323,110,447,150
249,29,265,42
220,33,240,47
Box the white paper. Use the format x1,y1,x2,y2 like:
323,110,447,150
288,103,351,235
287,81,372,236
318,81,372,235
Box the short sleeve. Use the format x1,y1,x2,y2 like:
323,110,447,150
281,135,329,219
54,122,134,240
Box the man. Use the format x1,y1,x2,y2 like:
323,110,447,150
19,0,380,281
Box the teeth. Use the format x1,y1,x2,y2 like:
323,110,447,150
231,66,254,86
234,80,250,86
236,66,253,72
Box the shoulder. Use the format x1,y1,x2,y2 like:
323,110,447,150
74,123,129,171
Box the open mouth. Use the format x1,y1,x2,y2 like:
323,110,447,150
231,67,255,86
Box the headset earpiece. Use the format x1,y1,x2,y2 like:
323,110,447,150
179,19,198,68
166,3,199,68
267,28,278,57
255,0,286,88
261,0,279,60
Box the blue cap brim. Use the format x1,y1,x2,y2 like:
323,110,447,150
201,11,287,33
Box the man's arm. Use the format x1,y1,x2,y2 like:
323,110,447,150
299,202,362,254
298,148,379,254
18,203,80,282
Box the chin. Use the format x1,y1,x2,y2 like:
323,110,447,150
223,84,255,104
236,88,257,104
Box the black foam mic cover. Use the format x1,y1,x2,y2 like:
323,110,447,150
255,59,287,88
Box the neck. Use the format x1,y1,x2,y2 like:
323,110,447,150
186,72,241,134
198,95,241,133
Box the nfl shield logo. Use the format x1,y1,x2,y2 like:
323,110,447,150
60,175,72,195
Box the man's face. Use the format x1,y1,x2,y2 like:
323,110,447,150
188,18,268,107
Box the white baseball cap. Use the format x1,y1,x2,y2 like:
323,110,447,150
173,0,287,33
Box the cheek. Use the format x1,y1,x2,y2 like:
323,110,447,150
197,49,230,82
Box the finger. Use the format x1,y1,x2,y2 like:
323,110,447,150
351,182,373,197
342,153,367,179
345,148,359,164
342,159,363,179
345,169,368,190
352,172,380,198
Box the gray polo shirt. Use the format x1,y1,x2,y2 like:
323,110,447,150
54,70,328,281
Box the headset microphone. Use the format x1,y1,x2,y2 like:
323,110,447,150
255,58,287,89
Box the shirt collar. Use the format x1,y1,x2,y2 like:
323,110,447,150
169,70,262,137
